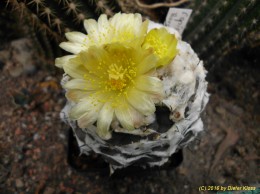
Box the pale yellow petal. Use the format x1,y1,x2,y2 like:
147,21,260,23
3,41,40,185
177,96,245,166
77,110,99,129
83,19,99,42
136,52,157,75
119,13,134,30
127,88,155,115
133,13,146,35
63,57,86,79
96,102,113,139
64,79,98,91
107,13,147,45
133,13,142,23
115,103,135,131
79,47,108,74
110,12,121,27
65,31,88,44
59,42,85,54
84,19,98,33
70,98,101,120
66,90,90,102
138,19,149,37
98,14,109,32
55,55,74,68
70,100,90,119
135,75,163,96
76,100,103,128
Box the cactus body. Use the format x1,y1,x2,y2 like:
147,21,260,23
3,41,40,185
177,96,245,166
60,21,209,172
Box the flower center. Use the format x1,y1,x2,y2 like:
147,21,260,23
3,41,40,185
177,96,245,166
142,28,178,67
144,35,167,59
82,45,141,108
107,64,127,91
106,61,137,92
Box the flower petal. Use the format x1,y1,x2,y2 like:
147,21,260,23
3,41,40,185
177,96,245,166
64,79,99,91
115,103,135,131
55,55,74,68
66,90,90,102
65,31,89,44
63,57,86,79
127,88,155,115
79,47,108,75
84,19,98,33
98,14,109,32
70,98,101,120
133,13,148,36
135,75,163,96
108,13,148,45
77,110,99,129
84,19,99,42
60,42,85,54
96,102,114,139
136,52,157,75
76,99,102,128
70,99,91,119
109,12,122,27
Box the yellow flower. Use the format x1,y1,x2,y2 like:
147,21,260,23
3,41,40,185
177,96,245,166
56,13,178,69
142,28,178,67
56,13,179,139
57,13,148,58
64,43,163,139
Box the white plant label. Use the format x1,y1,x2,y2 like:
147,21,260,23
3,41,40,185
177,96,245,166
164,8,192,35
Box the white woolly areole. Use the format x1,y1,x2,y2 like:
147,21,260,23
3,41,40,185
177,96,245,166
60,22,209,172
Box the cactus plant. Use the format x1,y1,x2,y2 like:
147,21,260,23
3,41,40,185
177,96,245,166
3,0,257,172
58,13,209,172
6,0,121,39
5,0,121,62
184,0,260,66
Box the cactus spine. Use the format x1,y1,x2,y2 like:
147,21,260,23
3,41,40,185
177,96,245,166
5,0,120,61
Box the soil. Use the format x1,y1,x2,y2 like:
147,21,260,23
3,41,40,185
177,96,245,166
0,39,259,194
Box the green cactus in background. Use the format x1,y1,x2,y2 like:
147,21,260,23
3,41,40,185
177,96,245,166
6,0,120,38
184,0,259,66
4,0,120,62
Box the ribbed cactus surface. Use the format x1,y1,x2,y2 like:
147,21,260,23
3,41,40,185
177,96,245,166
184,0,259,65
60,20,209,172
7,0,120,39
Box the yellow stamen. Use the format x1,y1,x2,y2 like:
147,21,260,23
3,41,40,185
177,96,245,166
144,34,167,58
106,62,136,91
